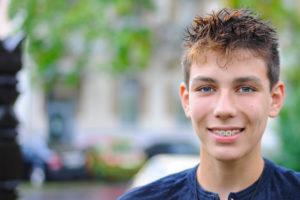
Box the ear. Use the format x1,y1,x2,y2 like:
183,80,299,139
269,81,285,118
179,82,191,118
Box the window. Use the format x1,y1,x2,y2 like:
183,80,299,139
119,78,140,126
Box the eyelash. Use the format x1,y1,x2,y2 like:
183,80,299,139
237,86,256,93
195,85,256,94
196,85,215,93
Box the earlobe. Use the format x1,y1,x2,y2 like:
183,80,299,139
269,81,285,118
179,82,191,118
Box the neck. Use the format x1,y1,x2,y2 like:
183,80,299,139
197,148,264,200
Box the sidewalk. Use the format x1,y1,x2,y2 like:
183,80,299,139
19,181,128,200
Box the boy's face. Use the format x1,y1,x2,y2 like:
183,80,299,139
180,50,284,162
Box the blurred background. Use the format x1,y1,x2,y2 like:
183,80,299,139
0,0,299,199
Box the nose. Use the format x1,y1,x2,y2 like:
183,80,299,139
213,90,237,120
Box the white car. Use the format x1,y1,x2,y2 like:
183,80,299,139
130,154,199,188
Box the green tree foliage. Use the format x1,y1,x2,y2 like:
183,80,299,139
225,0,300,170
8,0,153,92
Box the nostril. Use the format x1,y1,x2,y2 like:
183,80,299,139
213,102,237,119
214,104,236,118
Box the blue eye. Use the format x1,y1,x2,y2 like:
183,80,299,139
199,86,214,93
238,86,255,93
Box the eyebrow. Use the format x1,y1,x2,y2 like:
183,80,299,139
190,76,216,86
190,75,263,86
233,76,263,86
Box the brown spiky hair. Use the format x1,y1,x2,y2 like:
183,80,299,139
182,8,280,90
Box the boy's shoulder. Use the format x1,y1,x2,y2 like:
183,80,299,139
118,165,198,200
263,158,300,198
270,159,300,185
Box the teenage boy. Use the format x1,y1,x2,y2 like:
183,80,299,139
118,8,300,200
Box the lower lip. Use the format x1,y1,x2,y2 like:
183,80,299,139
210,131,243,143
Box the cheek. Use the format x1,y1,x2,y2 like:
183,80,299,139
239,95,270,113
190,97,211,120
238,97,270,127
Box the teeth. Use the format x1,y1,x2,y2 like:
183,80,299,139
212,129,241,136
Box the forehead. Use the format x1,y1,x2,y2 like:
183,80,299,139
191,49,266,67
189,49,269,83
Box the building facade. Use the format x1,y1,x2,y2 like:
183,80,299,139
16,0,221,147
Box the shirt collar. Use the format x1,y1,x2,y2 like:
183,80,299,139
195,158,274,200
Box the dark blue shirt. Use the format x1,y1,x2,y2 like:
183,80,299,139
118,158,300,200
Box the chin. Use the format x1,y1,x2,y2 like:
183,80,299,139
214,154,242,162
211,149,245,162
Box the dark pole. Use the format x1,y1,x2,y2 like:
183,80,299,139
0,34,23,199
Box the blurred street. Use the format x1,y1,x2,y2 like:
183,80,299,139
19,181,128,200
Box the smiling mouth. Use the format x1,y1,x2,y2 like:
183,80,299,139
208,128,245,137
